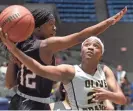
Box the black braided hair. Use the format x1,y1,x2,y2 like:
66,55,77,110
31,8,55,28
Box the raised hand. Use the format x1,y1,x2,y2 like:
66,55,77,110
0,28,15,51
109,6,127,25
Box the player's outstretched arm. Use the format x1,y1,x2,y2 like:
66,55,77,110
42,7,127,53
0,29,74,82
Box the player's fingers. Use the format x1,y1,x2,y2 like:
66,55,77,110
0,29,13,49
117,6,127,18
97,98,105,102
92,98,99,103
94,93,101,98
122,6,127,15
5,33,8,39
92,98,103,103
119,6,127,16
111,7,127,25
0,28,3,37
94,95,106,102
93,88,102,92
0,28,6,42
0,28,9,42
114,6,127,22
0,28,6,38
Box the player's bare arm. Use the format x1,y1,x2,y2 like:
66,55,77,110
6,54,21,89
40,7,127,53
0,32,74,82
104,100,114,110
94,65,127,105
9,46,74,82
6,60,17,89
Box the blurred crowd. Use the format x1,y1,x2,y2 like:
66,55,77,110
114,65,132,110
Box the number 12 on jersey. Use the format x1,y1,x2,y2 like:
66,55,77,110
20,64,36,89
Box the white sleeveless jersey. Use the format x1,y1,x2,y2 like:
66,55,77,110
64,64,108,110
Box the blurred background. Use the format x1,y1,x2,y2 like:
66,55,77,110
0,0,133,110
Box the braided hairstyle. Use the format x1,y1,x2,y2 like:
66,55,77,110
31,8,55,28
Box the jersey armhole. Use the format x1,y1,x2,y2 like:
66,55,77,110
100,64,104,70
73,65,81,76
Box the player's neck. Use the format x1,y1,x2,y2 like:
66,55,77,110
33,33,46,40
80,62,98,75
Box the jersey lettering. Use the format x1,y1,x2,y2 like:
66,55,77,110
83,103,105,110
20,64,36,89
85,80,108,104
85,80,108,88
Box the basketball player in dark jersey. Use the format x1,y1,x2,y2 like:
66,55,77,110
4,7,127,110
6,9,57,110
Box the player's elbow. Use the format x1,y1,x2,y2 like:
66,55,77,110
5,83,14,89
118,94,127,105
121,95,127,105
5,78,16,89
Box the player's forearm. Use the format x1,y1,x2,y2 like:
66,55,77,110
107,91,127,105
77,18,113,42
11,47,46,78
5,61,17,89
50,18,114,53
104,100,114,110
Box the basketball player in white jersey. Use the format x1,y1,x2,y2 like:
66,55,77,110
0,33,127,110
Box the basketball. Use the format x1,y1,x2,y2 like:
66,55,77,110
0,5,35,42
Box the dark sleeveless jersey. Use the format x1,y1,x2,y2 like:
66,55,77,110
16,37,55,98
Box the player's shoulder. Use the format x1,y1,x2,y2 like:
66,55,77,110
17,37,41,53
98,63,111,71
16,36,35,49
100,64,114,77
98,64,114,77
39,39,51,52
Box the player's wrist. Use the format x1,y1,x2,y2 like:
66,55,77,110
106,91,114,100
106,18,115,25
10,44,17,53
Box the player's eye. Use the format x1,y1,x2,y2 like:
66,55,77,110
84,43,90,47
94,44,100,48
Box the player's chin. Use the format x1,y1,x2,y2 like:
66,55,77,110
85,55,94,59
50,33,55,37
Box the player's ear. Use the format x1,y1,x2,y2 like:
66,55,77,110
99,56,102,61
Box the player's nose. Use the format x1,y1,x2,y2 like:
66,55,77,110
53,25,57,32
88,45,94,50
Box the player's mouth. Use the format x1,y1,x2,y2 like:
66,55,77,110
51,32,56,36
87,51,94,55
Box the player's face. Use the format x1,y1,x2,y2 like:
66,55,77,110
40,19,56,38
81,39,102,61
